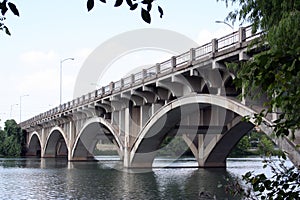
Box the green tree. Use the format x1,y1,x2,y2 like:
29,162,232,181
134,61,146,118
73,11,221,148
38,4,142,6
0,129,5,156
229,135,251,157
86,0,163,24
218,0,300,138
218,0,300,198
0,0,19,35
0,0,163,35
0,119,25,157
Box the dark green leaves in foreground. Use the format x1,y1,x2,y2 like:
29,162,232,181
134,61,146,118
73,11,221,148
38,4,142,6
0,1,20,35
141,7,151,23
86,0,163,24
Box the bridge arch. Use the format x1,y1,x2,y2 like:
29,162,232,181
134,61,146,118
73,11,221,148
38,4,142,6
71,117,123,161
44,127,68,158
129,94,273,168
26,132,42,157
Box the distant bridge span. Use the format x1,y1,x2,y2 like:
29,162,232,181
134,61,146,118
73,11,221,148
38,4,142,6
21,26,300,168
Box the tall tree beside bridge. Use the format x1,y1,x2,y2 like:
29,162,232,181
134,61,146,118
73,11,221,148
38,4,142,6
218,0,300,198
219,0,300,139
0,119,25,157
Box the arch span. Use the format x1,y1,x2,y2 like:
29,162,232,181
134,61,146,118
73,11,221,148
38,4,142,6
44,127,68,158
129,94,279,168
71,117,123,161
26,132,42,157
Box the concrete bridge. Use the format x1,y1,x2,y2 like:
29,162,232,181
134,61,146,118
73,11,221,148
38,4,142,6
20,26,300,168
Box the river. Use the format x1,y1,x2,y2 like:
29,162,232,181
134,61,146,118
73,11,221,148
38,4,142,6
0,156,292,199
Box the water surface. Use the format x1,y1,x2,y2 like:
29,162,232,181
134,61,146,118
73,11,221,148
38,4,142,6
0,157,290,199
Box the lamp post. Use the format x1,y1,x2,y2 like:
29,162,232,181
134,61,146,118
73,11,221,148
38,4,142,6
215,20,234,30
60,58,74,106
20,94,29,122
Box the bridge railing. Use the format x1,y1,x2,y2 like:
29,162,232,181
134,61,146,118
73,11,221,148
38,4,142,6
217,30,239,51
194,42,212,59
20,25,263,128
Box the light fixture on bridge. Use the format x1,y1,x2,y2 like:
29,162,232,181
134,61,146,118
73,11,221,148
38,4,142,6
215,20,234,30
60,57,75,106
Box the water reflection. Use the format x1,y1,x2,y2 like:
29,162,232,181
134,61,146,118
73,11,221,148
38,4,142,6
0,157,290,199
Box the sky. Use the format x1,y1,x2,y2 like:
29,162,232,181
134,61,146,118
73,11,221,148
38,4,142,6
0,0,240,127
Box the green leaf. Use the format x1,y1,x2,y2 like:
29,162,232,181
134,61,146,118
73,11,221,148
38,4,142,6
8,2,19,16
147,3,152,12
141,8,151,24
87,0,94,12
0,3,8,16
141,0,153,4
158,6,163,18
4,25,10,36
126,0,133,7
114,0,123,7
130,3,138,11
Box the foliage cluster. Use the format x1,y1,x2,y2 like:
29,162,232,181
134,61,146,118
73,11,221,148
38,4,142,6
218,0,300,198
86,0,163,24
0,0,19,35
0,119,25,157
157,136,190,157
243,159,300,199
230,131,282,157
219,0,300,139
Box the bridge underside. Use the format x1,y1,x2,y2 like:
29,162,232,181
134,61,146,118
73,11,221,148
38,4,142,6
26,134,41,157
128,101,255,168
71,121,122,161
44,130,68,158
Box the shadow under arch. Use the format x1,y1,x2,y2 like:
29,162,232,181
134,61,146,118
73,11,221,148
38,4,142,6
44,127,68,158
26,132,42,157
71,117,123,161
129,94,277,168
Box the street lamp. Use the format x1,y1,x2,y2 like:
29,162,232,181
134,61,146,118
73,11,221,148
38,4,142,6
60,57,74,105
215,20,234,30
20,94,29,122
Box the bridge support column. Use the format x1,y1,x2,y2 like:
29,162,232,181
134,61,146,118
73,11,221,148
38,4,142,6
41,128,46,158
140,105,151,127
68,121,74,161
198,134,205,166
123,107,130,167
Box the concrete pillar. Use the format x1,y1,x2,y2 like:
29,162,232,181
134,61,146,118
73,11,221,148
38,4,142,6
119,110,124,136
123,107,130,167
198,134,205,166
112,110,119,126
140,105,151,127
211,38,218,56
68,121,73,160
238,27,246,43
171,56,176,68
156,63,161,74
130,106,141,140
41,128,45,157
189,48,195,63
151,103,162,115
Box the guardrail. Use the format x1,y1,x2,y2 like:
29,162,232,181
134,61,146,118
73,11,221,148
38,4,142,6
20,26,261,128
